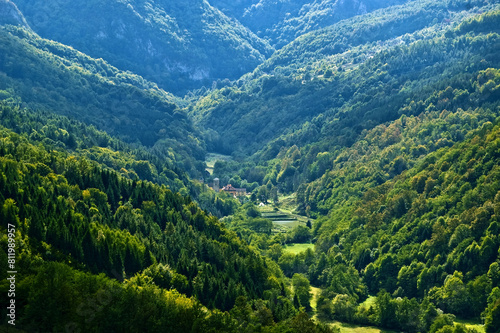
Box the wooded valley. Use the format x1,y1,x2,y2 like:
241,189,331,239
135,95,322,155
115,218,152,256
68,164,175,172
1,0,499,332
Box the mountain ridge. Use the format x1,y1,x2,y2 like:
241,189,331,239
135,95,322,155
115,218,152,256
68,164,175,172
191,0,498,157
209,0,412,48
0,0,30,29
0,24,211,180
12,0,274,94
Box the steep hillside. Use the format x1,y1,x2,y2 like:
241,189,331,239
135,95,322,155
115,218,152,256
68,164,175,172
192,0,498,157
0,100,244,219
0,102,185,184
0,25,208,176
208,0,257,18
210,0,309,40
257,9,500,196
308,121,500,332
255,0,482,74
0,0,30,29
210,0,411,47
12,0,273,94
196,9,500,333
0,101,336,332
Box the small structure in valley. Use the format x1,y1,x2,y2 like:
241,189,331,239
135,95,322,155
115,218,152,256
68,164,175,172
220,184,246,197
212,177,220,192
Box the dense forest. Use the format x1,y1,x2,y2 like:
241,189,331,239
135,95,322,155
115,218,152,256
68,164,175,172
0,102,332,332
209,0,412,48
193,0,498,156
12,0,273,94
1,0,500,332
0,24,209,178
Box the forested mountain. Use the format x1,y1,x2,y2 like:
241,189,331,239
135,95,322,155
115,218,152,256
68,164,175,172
264,0,411,47
0,24,209,178
193,0,498,157
0,101,333,332
0,0,30,29
209,0,310,43
12,0,273,94
209,0,411,47
1,0,500,332
192,6,500,332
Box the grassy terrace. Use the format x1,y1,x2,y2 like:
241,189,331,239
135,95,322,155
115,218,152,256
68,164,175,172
258,194,314,232
283,243,315,254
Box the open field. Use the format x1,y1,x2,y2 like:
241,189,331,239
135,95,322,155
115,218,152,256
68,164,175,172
260,205,303,230
273,220,302,228
326,318,484,333
283,243,315,254
258,196,313,232
327,321,400,333
315,296,484,333
455,319,485,333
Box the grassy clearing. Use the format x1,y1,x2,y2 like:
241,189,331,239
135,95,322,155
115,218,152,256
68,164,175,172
258,201,308,230
455,319,485,333
258,205,277,213
327,321,399,333
260,194,313,233
277,193,297,212
205,153,232,175
273,220,302,229
283,243,314,254
275,193,312,224
310,286,322,312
